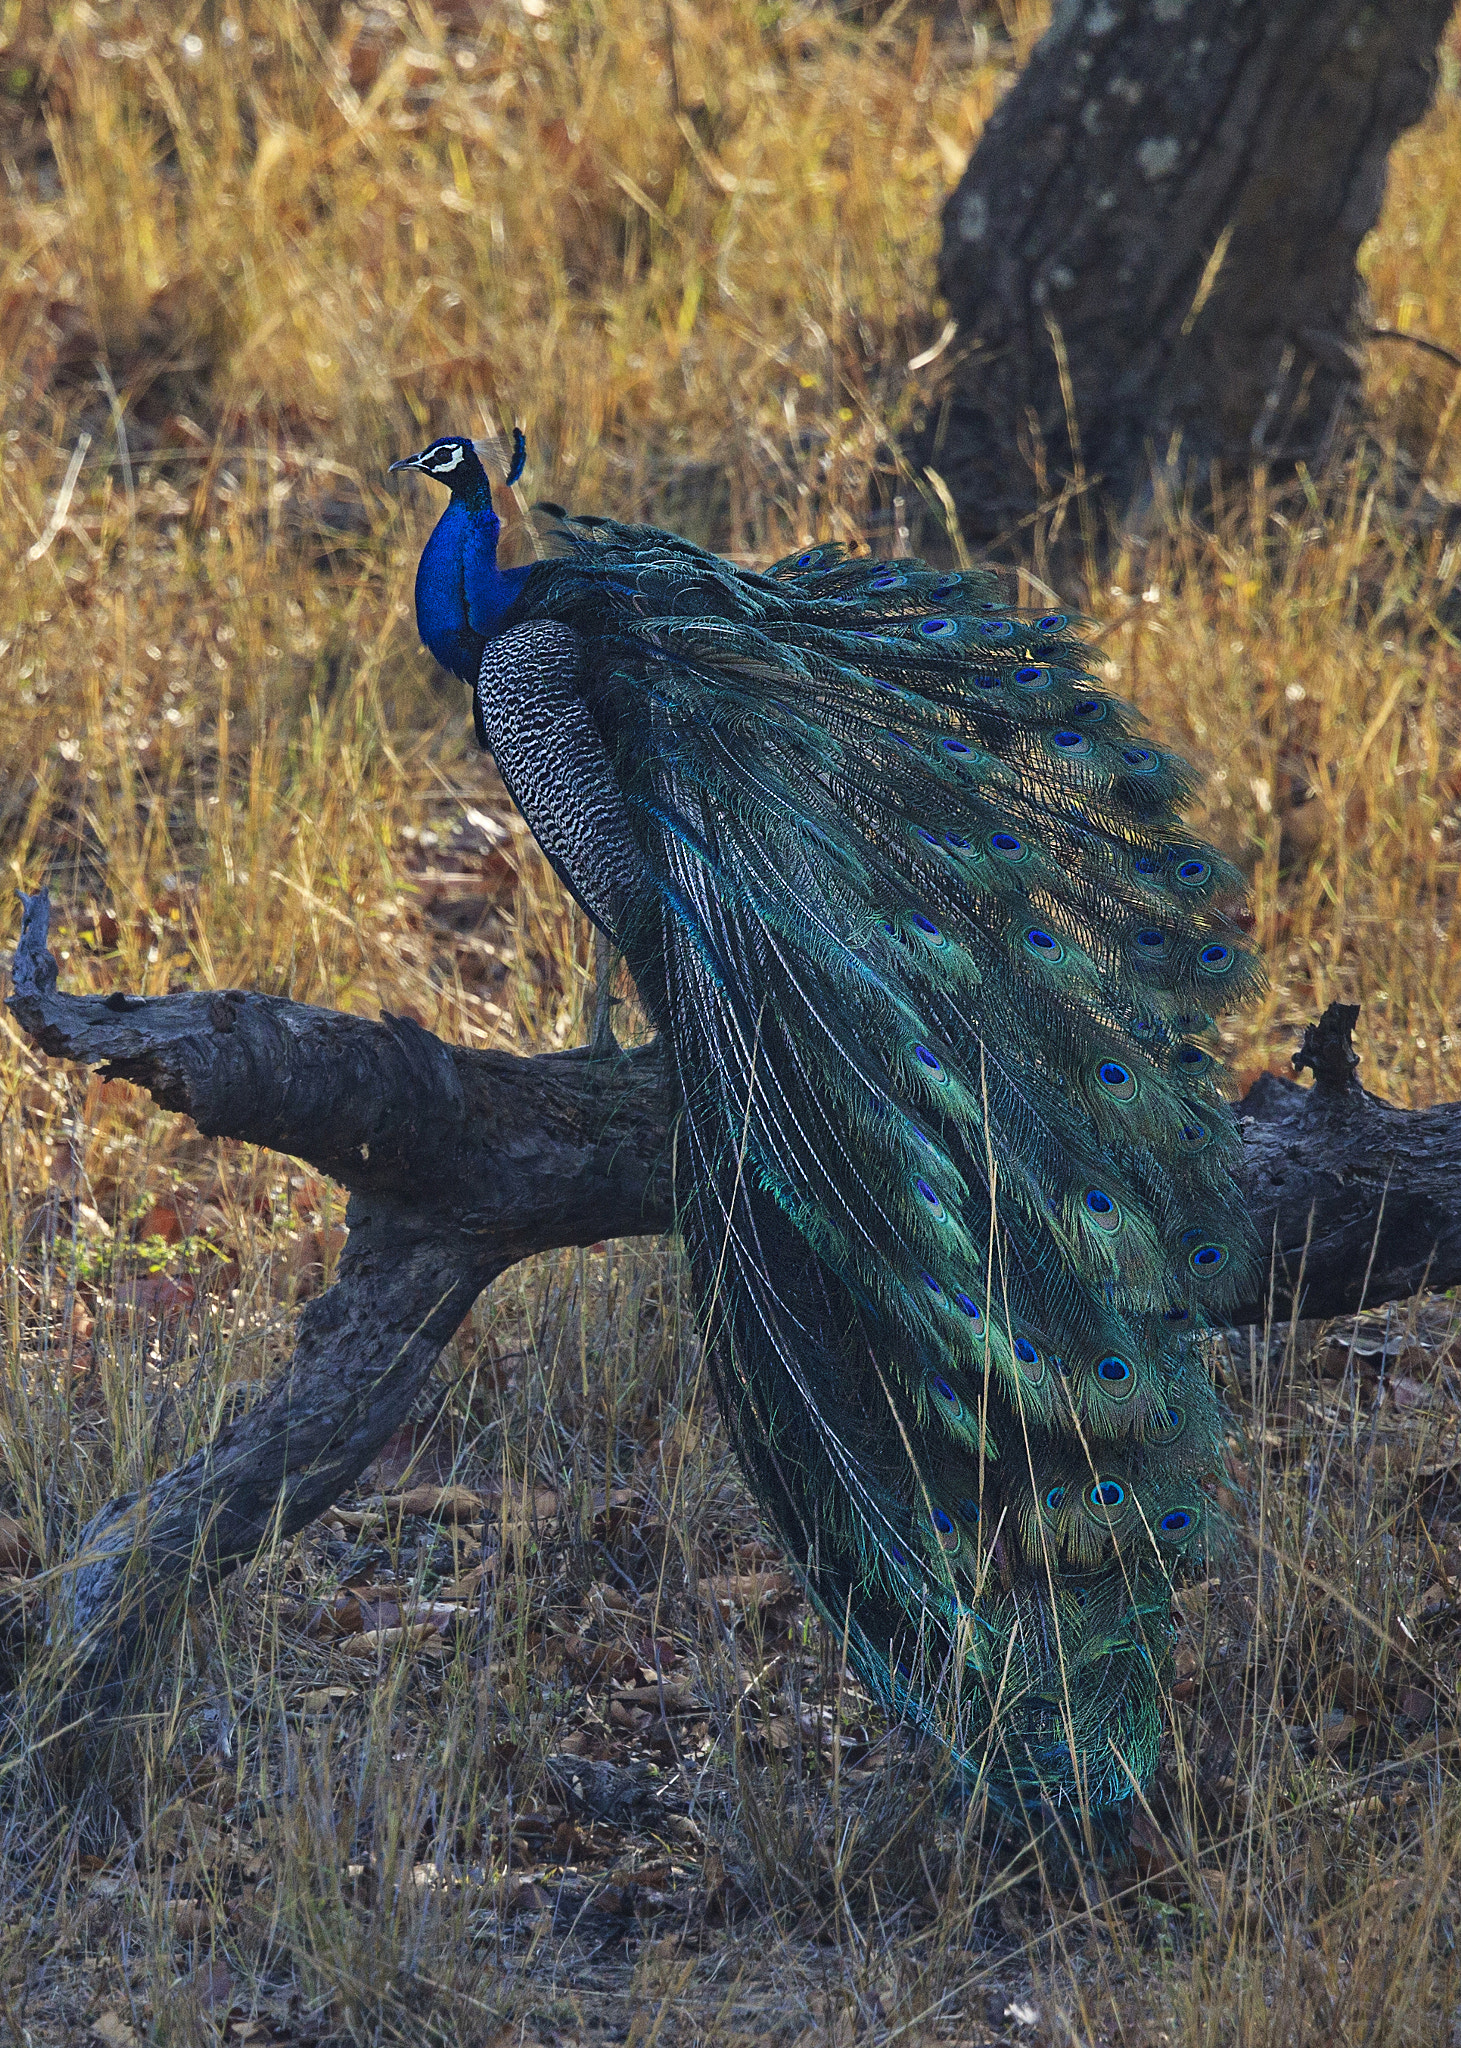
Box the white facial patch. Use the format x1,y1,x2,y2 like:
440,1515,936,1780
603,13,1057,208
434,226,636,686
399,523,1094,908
426,443,466,474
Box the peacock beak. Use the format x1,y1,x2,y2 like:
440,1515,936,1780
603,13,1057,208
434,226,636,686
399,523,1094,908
389,451,425,473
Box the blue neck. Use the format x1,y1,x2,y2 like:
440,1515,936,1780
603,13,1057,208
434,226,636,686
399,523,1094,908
414,495,531,686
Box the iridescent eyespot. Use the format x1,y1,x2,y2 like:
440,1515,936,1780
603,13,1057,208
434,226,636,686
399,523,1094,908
916,827,940,846
1175,858,1211,888
1133,928,1168,956
914,1177,946,1218
871,571,905,591
1024,927,1064,959
942,737,971,754
1012,665,1051,690
921,1272,944,1298
1036,613,1067,631
1083,1189,1121,1232
972,671,1003,688
953,1291,983,1324
1013,1338,1040,1365
1190,1242,1229,1274
989,831,1026,859
944,831,971,850
1147,1405,1185,1443
1089,1479,1125,1510
1122,747,1159,773
931,1507,960,1550
975,618,1014,639
1159,1507,1198,1538
1177,1120,1210,1150
1134,855,1161,876
1199,943,1234,974
1050,729,1090,755
1097,1060,1137,1101
1096,1355,1133,1384
1163,1303,1192,1325
1176,1045,1210,1072
880,920,897,936
919,616,958,638
796,551,815,567
914,1045,944,1075
911,914,939,935
1044,1485,1066,1513
1072,698,1107,722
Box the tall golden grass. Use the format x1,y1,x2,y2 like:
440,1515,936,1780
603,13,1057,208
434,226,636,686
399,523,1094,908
0,2,1460,2041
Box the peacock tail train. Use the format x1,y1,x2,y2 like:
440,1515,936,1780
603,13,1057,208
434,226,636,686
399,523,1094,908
395,438,1261,1833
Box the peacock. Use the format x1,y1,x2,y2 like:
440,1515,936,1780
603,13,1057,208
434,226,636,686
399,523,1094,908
391,431,1260,1840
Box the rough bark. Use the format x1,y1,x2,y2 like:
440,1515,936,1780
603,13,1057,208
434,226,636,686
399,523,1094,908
7,890,1461,1697
914,0,1453,561
1232,1004,1461,1326
6,890,671,1703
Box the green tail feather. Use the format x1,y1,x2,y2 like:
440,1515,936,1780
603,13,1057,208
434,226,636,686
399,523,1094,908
523,518,1259,1826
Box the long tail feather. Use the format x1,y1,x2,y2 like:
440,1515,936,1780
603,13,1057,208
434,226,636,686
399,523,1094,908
512,518,1259,1823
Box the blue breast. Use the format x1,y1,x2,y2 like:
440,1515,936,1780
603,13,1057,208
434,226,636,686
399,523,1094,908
413,499,531,685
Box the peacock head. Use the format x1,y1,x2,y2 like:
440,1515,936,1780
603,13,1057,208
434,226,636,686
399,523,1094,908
389,429,526,508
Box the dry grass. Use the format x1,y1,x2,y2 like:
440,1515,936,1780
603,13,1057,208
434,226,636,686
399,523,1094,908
1,1,1461,2041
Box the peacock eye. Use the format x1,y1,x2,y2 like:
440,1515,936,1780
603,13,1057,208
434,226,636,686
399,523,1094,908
1089,1479,1125,1510
975,618,1014,639
920,616,959,638
1013,1338,1040,1365
1175,858,1211,887
1050,729,1090,754
914,1176,947,1219
1097,1060,1138,1101
1083,1188,1120,1230
953,1291,983,1324
1036,612,1068,631
1071,698,1106,721
1198,942,1234,974
1147,1405,1185,1443
1044,1485,1066,1513
942,737,971,754
1012,665,1052,690
1159,1506,1198,1538
1023,926,1065,962
1096,1355,1132,1384
989,831,1027,860
1122,747,1159,773
1189,1242,1229,1274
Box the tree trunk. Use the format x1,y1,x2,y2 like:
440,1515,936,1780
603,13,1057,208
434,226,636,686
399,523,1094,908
8,890,1461,1704
914,0,1454,563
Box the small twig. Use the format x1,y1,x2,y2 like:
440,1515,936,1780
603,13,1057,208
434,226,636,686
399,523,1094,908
25,434,91,564
1367,325,1461,375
